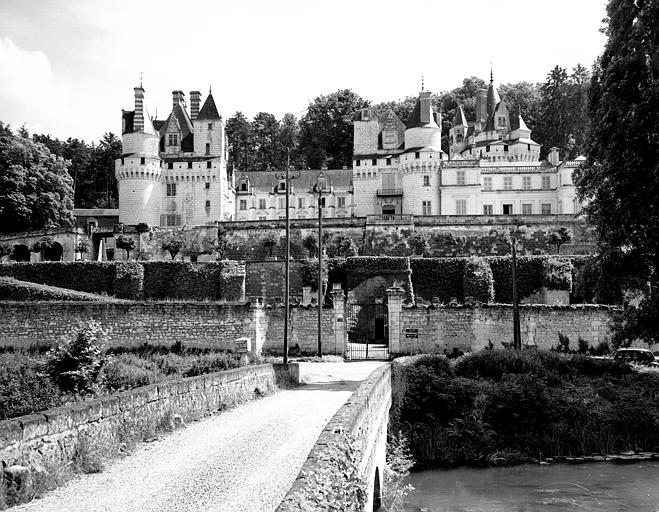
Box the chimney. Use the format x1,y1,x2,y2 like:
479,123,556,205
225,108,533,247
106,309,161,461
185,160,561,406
134,87,145,132
419,91,432,124
172,90,185,107
190,91,201,120
548,147,560,165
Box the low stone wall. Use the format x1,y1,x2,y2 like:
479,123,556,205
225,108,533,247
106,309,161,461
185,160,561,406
276,363,391,512
0,365,289,487
394,304,617,354
261,306,341,355
0,302,261,351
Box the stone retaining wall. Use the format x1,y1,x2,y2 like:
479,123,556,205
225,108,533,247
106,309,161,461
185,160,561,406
0,365,289,487
276,364,391,512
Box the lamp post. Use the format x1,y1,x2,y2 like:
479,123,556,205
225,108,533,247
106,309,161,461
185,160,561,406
510,226,523,350
275,149,299,364
312,172,327,357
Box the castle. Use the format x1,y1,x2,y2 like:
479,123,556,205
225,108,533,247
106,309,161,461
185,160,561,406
115,86,234,228
116,76,582,228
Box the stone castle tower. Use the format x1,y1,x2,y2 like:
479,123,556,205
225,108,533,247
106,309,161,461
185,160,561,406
116,85,234,228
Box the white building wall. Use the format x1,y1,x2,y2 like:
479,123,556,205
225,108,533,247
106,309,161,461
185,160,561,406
116,157,163,226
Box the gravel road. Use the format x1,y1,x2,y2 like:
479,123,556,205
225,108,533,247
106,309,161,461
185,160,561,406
15,361,384,512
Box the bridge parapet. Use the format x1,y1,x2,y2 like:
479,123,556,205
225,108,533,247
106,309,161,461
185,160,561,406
276,363,392,511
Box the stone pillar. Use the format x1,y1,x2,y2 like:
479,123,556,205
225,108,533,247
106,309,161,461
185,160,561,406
251,299,266,355
386,286,405,356
331,284,346,356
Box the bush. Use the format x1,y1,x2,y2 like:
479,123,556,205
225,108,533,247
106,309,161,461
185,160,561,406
46,321,109,393
345,256,414,303
113,262,144,300
463,257,494,304
487,256,544,303
0,352,61,420
0,262,116,294
542,257,573,291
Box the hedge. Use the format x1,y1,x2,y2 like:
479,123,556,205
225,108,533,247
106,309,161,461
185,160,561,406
114,262,144,300
0,277,109,301
411,258,466,304
345,256,414,302
463,257,494,303
142,261,246,300
0,262,116,295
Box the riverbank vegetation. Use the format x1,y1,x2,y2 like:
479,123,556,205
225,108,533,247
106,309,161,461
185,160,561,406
392,351,659,470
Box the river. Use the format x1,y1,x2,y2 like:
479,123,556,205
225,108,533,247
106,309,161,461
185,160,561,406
404,462,659,511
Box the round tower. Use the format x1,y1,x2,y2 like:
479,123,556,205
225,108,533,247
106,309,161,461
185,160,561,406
400,153,441,216
115,86,163,227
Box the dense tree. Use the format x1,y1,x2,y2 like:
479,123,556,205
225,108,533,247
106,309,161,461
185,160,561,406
0,129,74,233
535,65,590,159
225,112,254,172
299,89,368,169
251,112,280,172
115,235,135,259
277,113,302,169
372,96,417,124
575,0,659,344
498,81,542,132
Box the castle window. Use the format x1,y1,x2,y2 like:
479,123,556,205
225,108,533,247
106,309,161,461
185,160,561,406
483,204,493,215
422,201,432,215
168,134,178,146
319,197,326,208
168,162,173,169
278,198,285,209
456,199,466,215
356,160,361,167
140,157,145,164
163,214,180,227
298,198,305,209
423,175,430,186
504,177,513,190
415,152,420,159
208,123,213,130
456,134,463,143
259,216,266,221
240,182,248,192
498,116,506,128
483,177,492,191
259,199,267,209
522,203,533,215
541,203,552,214
239,200,247,210
205,200,211,208
457,171,465,186
205,143,210,155
166,183,177,197
338,197,346,208
527,144,531,151
386,158,392,166
486,145,490,152
542,176,551,189
523,176,531,190
187,162,192,169
207,161,212,169
372,158,377,166
205,182,210,190
278,181,286,191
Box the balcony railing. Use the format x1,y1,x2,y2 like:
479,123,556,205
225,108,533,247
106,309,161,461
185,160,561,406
376,188,404,197
366,214,413,225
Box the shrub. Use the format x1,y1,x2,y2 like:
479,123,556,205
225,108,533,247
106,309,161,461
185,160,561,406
542,257,573,291
161,235,183,259
115,235,136,259
0,242,11,259
99,355,167,391
113,262,144,300
0,262,116,295
142,261,244,300
408,232,430,256
0,277,107,301
463,257,494,304
46,320,110,393
0,352,61,420
487,256,544,303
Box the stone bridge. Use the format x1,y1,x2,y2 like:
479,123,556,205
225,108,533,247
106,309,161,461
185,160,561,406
276,363,392,512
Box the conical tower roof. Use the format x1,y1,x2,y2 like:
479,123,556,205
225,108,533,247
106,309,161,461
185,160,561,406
486,70,500,117
453,105,467,126
197,93,221,119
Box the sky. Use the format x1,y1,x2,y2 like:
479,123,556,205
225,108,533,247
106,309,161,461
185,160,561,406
0,0,608,143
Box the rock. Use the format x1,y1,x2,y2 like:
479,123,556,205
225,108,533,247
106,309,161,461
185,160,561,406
2,463,33,496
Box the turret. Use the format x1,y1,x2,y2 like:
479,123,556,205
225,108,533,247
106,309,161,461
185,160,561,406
449,106,468,158
404,91,443,150
194,91,223,157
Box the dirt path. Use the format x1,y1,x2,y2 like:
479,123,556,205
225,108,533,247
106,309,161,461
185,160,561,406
15,361,384,512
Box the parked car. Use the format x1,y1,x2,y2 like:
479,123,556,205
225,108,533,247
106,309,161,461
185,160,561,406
613,348,659,367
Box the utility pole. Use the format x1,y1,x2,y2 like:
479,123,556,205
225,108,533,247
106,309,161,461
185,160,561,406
275,149,298,364
312,172,327,357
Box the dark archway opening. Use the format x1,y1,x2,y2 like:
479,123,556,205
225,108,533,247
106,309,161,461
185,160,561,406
12,244,30,261
373,467,382,511
43,242,63,261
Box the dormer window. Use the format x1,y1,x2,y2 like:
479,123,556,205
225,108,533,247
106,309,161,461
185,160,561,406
498,116,506,128
208,123,213,130
361,108,369,120
240,182,248,192
205,143,210,155
415,151,420,159
278,181,286,191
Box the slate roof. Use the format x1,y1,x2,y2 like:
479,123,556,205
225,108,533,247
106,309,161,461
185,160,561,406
405,93,439,130
197,93,221,119
453,106,467,126
242,169,353,193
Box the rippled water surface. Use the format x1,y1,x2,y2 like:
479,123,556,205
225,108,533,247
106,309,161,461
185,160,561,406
404,462,659,512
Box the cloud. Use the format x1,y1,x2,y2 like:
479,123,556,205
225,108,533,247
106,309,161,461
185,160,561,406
0,36,54,100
